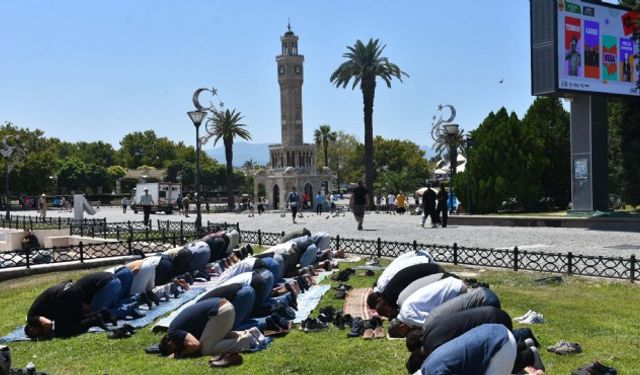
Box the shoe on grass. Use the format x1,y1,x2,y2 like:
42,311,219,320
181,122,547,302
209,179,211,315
347,318,365,338
547,340,582,355
519,312,544,324
513,310,534,322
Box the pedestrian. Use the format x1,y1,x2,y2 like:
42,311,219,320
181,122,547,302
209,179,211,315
349,180,369,230
176,193,182,215
38,194,47,220
421,183,438,228
257,198,264,215
139,187,155,226
396,191,406,215
121,197,128,214
182,194,191,218
287,187,300,223
387,191,396,212
315,191,325,215
437,183,448,228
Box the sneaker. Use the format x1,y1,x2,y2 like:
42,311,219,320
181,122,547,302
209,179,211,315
530,346,545,371
572,361,617,375
347,317,365,338
519,312,544,324
366,257,380,267
513,310,534,322
302,317,327,333
547,340,582,355
318,306,336,323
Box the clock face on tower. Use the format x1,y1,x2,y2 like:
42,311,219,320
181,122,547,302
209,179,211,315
295,65,302,75
278,65,285,75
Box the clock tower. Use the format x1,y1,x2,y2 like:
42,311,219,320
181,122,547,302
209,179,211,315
254,24,333,210
276,23,304,145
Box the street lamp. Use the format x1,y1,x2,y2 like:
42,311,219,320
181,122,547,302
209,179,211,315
444,124,459,213
0,136,22,220
187,110,207,232
465,135,474,215
49,175,58,195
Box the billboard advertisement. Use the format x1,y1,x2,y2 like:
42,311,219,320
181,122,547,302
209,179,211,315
556,0,639,96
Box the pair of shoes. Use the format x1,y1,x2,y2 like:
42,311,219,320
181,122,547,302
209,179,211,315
366,257,380,267
332,311,353,329
317,306,336,324
572,361,617,375
108,324,135,339
331,268,355,282
301,316,328,333
362,316,385,340
347,317,365,337
514,310,544,324
209,352,243,368
547,340,582,355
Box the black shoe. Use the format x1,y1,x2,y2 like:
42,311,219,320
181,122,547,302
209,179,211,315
137,292,153,310
129,308,146,319
333,312,346,329
146,289,160,306
334,290,347,299
365,270,375,277
270,313,291,330
302,317,327,333
193,270,210,281
347,317,365,337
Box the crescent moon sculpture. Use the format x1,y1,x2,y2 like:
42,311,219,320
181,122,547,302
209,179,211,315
430,104,457,142
193,88,211,112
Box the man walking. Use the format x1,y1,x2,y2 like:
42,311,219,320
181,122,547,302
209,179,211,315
350,180,369,230
437,183,448,228
182,194,191,218
421,183,437,228
38,194,47,220
121,197,128,214
315,191,325,215
287,187,300,223
139,188,155,226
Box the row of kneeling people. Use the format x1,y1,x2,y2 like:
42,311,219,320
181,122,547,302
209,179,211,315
24,227,338,361
367,249,545,375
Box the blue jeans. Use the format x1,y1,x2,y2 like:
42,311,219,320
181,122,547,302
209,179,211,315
189,245,211,273
250,269,274,313
90,277,134,319
299,244,318,267
114,267,133,301
261,257,283,283
483,288,501,309
231,285,255,329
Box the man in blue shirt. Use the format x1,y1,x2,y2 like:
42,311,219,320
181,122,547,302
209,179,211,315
315,191,325,215
287,187,300,224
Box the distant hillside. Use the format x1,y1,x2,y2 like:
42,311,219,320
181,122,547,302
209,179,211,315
206,142,434,167
205,142,270,167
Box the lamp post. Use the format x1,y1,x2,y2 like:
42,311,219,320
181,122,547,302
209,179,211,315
187,110,208,232
49,175,58,195
465,135,474,215
0,136,22,220
444,124,459,213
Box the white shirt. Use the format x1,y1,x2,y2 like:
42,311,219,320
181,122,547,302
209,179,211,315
396,249,435,263
387,194,396,205
397,278,464,327
216,258,257,283
220,271,254,287
374,255,431,293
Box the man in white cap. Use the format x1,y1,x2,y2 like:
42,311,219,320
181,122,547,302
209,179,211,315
38,194,47,220
139,188,155,226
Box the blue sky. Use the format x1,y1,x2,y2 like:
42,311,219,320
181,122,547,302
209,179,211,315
0,1,600,153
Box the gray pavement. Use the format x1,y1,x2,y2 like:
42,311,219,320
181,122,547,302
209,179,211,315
25,205,640,258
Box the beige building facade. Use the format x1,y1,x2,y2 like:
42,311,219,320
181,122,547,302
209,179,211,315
254,25,333,210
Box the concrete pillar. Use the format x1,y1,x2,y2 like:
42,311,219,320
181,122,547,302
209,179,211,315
570,95,608,211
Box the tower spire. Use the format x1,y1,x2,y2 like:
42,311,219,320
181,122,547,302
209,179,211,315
287,18,291,31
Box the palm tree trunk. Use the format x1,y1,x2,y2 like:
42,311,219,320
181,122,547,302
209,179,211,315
224,138,235,211
362,77,376,209
323,140,329,168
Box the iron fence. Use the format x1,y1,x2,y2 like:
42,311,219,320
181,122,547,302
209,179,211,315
1,217,636,283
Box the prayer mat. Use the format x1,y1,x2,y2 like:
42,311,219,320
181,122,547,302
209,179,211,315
0,287,204,344
343,288,378,320
292,284,330,324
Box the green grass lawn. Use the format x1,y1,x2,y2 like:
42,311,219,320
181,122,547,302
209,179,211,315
2,262,640,374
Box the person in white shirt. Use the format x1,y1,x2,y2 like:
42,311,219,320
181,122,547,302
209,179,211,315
387,193,396,212
388,277,466,337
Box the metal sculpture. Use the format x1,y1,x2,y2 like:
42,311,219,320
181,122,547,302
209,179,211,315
430,104,457,142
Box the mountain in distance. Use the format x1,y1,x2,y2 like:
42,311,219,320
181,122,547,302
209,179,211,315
205,142,270,167
206,142,435,167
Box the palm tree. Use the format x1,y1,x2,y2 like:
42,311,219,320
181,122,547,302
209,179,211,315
313,124,337,168
330,39,407,207
433,127,465,170
211,109,252,210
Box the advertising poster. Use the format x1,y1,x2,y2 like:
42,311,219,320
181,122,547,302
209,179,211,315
564,16,582,77
584,21,600,79
555,0,639,96
602,35,618,82
620,38,634,82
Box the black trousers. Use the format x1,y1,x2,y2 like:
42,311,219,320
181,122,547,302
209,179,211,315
143,205,151,226
437,204,448,227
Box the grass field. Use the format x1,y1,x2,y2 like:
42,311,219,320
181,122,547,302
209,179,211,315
1,261,639,374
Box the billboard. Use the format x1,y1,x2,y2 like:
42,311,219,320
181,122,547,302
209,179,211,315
556,0,639,96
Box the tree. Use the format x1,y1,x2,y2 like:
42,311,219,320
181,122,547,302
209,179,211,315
210,109,252,210
330,38,408,207
433,127,466,166
372,136,432,186
313,124,337,168
56,158,88,193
